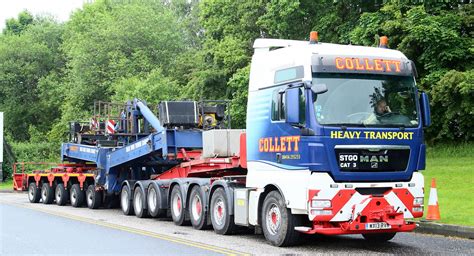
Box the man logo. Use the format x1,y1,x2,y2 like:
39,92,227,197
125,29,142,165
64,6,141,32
360,155,389,163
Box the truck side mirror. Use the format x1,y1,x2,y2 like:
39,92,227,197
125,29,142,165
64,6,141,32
285,87,300,124
311,83,328,94
420,92,431,127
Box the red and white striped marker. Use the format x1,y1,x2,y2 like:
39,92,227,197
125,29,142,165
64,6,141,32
106,119,116,134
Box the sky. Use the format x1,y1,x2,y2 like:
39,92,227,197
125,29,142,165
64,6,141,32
0,0,87,30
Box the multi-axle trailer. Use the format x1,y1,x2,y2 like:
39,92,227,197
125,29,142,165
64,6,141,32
13,33,431,246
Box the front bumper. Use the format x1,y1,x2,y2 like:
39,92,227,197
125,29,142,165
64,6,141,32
301,172,424,235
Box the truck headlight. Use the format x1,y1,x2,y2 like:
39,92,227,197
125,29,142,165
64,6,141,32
413,197,424,206
311,200,331,208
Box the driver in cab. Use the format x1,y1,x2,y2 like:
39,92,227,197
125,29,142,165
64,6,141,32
363,99,391,125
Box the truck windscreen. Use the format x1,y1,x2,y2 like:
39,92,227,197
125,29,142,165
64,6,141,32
312,73,419,128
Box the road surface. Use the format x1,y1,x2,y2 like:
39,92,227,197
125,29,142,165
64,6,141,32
1,192,473,255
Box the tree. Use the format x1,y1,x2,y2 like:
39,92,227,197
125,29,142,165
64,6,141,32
61,0,186,120
0,18,65,141
3,11,34,35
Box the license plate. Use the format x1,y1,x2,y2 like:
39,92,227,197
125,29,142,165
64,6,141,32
365,222,391,230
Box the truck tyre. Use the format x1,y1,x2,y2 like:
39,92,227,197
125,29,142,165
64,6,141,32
86,185,102,209
147,185,166,218
41,183,54,204
133,186,148,218
362,232,396,242
170,185,188,225
261,191,301,247
28,182,41,203
70,184,85,207
210,187,235,235
55,184,69,206
189,186,209,230
120,185,134,215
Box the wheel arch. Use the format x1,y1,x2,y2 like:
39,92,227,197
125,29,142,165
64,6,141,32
209,180,236,215
257,183,287,226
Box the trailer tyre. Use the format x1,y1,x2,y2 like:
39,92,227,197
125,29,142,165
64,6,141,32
133,186,148,218
86,185,102,209
170,185,187,226
41,183,54,204
210,187,235,235
147,185,166,218
362,232,396,242
120,185,134,215
55,184,69,206
70,184,85,207
28,182,41,203
189,186,209,230
261,191,301,247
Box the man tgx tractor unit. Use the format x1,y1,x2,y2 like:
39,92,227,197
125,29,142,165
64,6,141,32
14,32,431,247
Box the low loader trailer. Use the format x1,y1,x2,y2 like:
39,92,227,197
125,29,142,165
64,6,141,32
14,32,431,246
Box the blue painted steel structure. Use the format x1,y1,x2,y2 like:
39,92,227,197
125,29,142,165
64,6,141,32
61,99,203,194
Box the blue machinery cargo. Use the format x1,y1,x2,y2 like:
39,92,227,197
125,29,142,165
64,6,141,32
14,33,431,247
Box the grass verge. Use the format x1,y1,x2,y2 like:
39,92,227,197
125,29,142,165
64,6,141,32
0,179,13,190
423,142,474,226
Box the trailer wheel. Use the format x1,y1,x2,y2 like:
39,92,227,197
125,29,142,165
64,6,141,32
170,185,187,225
70,184,85,207
120,185,134,215
147,185,166,218
41,183,54,204
210,187,235,235
261,191,301,247
362,232,396,242
86,185,102,209
189,186,209,230
133,186,149,218
28,182,41,203
55,184,69,206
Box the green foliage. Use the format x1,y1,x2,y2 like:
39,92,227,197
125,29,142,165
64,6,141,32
61,0,186,120
9,140,60,163
111,69,182,104
0,0,472,157
228,66,250,128
3,11,34,35
426,70,473,142
0,18,65,141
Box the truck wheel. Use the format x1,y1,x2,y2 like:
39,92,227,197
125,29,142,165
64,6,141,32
362,232,396,242
70,184,85,207
86,185,102,209
189,186,209,230
261,191,301,247
28,182,41,203
147,185,166,218
210,187,235,235
41,183,54,204
55,184,69,206
133,186,149,218
170,185,187,225
120,185,134,215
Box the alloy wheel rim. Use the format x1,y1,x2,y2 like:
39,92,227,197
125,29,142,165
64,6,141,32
266,203,281,235
213,199,225,226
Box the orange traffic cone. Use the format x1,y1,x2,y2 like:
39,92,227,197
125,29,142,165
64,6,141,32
426,178,441,221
